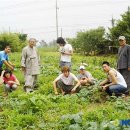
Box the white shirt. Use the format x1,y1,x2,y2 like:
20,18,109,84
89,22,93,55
108,69,127,88
56,73,78,85
78,71,94,80
59,43,73,62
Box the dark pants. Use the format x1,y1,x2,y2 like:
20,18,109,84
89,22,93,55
0,68,3,76
105,84,127,96
57,80,80,94
118,69,130,91
60,61,71,69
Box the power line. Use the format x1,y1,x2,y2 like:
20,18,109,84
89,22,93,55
0,0,54,10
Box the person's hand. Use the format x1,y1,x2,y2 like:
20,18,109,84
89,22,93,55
8,81,14,84
61,51,65,54
1,70,5,75
99,82,103,86
102,85,107,90
12,64,15,68
55,92,58,95
21,67,26,73
71,87,76,93
82,77,87,80
128,68,130,71
10,66,14,71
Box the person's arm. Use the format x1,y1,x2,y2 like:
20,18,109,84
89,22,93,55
7,75,20,86
14,78,20,85
62,44,73,56
8,79,20,86
35,47,41,65
21,48,27,73
3,60,14,71
53,75,61,95
71,80,80,92
127,46,130,71
102,70,117,90
7,61,15,67
71,74,80,92
63,50,73,56
99,79,109,86
1,53,14,70
0,70,5,85
86,72,94,83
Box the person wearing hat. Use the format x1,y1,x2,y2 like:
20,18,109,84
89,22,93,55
56,37,73,69
117,36,130,91
77,65,95,86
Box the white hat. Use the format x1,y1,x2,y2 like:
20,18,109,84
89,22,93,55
118,36,126,41
79,66,85,70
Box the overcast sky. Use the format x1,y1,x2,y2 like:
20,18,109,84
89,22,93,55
0,0,129,43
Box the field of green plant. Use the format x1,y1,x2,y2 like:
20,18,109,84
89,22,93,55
0,49,130,130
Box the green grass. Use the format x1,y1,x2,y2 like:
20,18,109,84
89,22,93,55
0,49,129,130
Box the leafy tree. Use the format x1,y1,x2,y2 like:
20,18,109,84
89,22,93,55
109,6,130,45
68,27,107,55
0,33,26,52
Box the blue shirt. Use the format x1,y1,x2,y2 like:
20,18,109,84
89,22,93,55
0,51,9,68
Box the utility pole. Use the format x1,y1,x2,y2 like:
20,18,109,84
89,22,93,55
21,29,23,34
111,16,115,27
61,28,62,37
56,0,59,39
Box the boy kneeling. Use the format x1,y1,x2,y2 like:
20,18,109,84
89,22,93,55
53,66,80,95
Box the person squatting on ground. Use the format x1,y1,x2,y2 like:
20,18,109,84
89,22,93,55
57,37,73,69
0,69,20,95
0,45,14,75
117,36,130,91
100,61,127,96
21,38,40,93
53,66,80,95
77,65,95,86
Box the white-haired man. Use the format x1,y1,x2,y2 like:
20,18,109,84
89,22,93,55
21,38,40,92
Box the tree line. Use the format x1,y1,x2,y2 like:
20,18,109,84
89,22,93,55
0,33,27,52
67,7,130,55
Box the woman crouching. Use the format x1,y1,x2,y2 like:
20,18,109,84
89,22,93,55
0,69,20,95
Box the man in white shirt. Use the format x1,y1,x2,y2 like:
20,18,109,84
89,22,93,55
57,37,73,69
100,61,127,96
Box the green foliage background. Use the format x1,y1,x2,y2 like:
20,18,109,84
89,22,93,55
0,33,27,52
0,50,129,129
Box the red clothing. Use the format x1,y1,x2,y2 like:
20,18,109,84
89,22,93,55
3,74,16,87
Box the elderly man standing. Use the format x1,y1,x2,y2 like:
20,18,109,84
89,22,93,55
117,36,130,91
21,38,40,92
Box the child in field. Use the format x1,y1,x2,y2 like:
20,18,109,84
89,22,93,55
53,66,80,95
77,66,95,86
0,69,20,94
